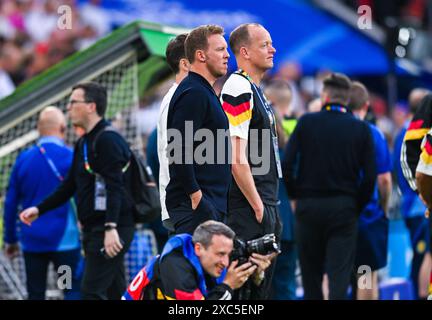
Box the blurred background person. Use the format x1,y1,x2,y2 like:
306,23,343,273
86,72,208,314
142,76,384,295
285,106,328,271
2,106,81,300
348,81,392,300
283,73,376,300
265,80,298,300
146,33,189,251
393,88,432,299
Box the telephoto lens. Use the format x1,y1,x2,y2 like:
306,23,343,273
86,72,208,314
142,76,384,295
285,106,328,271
246,233,281,256
230,233,281,265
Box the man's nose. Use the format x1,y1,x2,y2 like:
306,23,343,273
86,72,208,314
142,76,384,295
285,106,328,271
221,255,229,267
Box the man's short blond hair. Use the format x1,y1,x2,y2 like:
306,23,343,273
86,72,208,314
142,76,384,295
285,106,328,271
185,25,224,63
229,23,263,55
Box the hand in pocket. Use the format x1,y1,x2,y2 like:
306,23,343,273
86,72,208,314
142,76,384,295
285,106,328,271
190,190,203,210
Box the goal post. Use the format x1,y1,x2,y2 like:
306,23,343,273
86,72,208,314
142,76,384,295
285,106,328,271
0,20,188,299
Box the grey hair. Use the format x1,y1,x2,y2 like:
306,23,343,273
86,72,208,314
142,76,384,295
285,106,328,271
192,220,235,248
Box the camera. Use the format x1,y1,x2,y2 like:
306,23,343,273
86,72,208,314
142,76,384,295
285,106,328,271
230,233,280,265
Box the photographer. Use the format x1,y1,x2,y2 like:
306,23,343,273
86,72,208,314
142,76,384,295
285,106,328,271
123,220,273,300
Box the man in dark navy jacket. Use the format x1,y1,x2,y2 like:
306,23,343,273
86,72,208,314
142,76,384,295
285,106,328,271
283,73,376,300
166,25,231,234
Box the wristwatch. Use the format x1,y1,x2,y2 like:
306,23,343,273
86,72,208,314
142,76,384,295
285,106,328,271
104,223,117,231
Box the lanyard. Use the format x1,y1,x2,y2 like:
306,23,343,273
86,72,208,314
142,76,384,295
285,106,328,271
37,143,64,181
37,141,78,215
323,104,348,113
83,139,130,175
83,141,95,174
236,69,277,136
236,69,283,178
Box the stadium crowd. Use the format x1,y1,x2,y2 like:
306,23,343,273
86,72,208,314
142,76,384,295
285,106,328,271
0,0,111,98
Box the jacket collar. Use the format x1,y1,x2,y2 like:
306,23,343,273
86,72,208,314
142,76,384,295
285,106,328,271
85,118,109,138
188,71,216,95
37,136,65,146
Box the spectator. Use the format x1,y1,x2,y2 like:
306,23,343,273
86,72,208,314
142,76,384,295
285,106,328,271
3,106,81,300
348,81,392,300
0,42,16,98
265,79,297,135
24,0,58,43
265,80,298,300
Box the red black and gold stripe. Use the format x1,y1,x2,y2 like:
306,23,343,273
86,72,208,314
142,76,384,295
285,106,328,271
404,119,429,141
221,92,252,127
420,133,432,165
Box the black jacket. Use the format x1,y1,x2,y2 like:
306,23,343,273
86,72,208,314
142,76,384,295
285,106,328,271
140,248,232,300
166,71,231,214
37,119,134,230
283,105,376,211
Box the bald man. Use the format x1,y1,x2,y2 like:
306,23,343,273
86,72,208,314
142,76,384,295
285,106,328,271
2,106,81,300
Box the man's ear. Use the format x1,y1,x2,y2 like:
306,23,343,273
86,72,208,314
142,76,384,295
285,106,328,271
196,50,206,63
240,46,249,59
60,124,66,134
88,101,97,114
194,242,202,257
179,58,190,72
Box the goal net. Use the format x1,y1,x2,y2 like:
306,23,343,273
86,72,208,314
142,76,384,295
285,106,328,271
0,21,183,299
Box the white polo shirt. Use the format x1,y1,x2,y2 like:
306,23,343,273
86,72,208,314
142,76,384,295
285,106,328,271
157,82,178,222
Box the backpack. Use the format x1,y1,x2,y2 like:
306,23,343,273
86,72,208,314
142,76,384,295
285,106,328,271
91,126,161,224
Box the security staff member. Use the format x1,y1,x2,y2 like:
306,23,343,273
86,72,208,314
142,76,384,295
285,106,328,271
283,73,376,300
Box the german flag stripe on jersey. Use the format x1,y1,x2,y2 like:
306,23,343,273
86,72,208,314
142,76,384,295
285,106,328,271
404,128,430,141
174,288,205,300
420,135,432,165
223,101,251,117
408,119,425,130
221,92,252,126
225,111,252,127
401,93,432,191
428,271,432,298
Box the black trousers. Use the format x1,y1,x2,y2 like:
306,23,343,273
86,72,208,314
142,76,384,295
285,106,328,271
23,248,82,300
295,196,358,300
169,195,223,235
80,226,135,300
227,203,282,300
